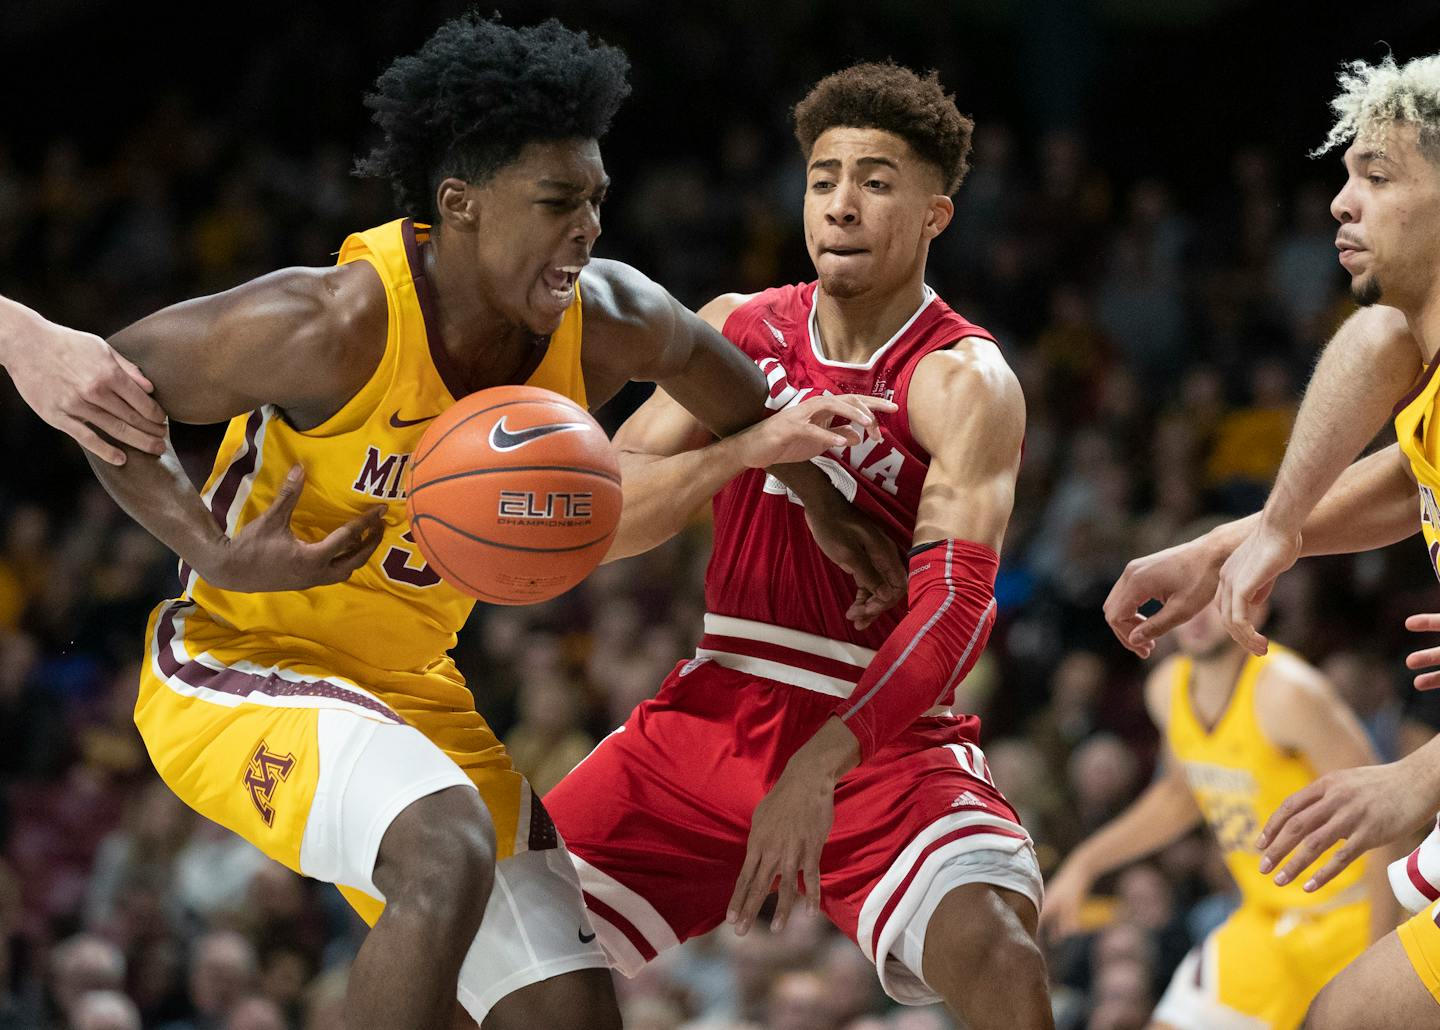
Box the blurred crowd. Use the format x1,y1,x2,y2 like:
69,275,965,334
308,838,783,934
3,11,1440,1030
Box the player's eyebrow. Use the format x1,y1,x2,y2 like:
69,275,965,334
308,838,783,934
536,177,611,193
807,157,899,172
856,156,899,171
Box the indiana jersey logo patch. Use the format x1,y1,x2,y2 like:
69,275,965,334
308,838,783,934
244,742,297,828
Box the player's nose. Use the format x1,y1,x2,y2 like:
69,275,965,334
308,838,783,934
825,184,860,225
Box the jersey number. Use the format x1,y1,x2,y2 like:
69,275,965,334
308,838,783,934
382,530,442,588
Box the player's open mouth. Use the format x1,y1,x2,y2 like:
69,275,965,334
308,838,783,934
542,265,583,302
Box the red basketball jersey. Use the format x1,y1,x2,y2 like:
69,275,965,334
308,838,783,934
698,282,996,717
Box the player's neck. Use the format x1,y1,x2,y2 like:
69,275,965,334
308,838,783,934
424,238,543,369
1189,645,1249,706
813,278,928,365
1407,288,1440,366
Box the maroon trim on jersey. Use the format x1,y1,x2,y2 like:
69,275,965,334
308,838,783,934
581,890,658,962
697,632,869,684
208,409,265,529
867,822,1028,958
154,602,403,724
1407,846,1440,903
1397,354,1440,416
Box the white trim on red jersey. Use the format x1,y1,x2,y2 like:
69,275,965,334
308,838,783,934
694,613,956,716
807,284,937,370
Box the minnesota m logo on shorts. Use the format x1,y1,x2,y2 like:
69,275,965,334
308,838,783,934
244,741,296,827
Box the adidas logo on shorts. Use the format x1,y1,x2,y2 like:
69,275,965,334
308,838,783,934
950,790,987,809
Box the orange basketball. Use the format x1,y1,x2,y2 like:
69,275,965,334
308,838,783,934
405,385,622,604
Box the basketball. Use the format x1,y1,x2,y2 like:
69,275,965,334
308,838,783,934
405,385,622,604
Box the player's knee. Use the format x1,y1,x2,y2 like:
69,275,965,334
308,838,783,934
921,884,1045,994
375,786,496,923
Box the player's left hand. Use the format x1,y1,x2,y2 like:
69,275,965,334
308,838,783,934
1404,612,1440,690
727,763,835,936
1256,759,1434,892
803,500,906,628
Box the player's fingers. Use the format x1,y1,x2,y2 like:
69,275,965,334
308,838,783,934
734,855,776,936
860,534,906,598
111,350,156,393
853,395,898,414
1415,670,1440,691
1406,645,1440,671
1129,590,1203,646
261,466,306,528
1301,840,1361,893
1273,816,1346,887
1257,784,1324,859
60,416,126,466
317,507,385,561
727,851,760,928
772,848,800,932
802,852,822,916
802,395,875,431
1407,613,1440,633
78,402,166,456
106,357,167,425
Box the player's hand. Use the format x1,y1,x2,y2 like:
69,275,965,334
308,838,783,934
1405,613,1440,690
802,498,906,628
210,465,386,592
1216,521,1301,656
728,762,835,937
1256,760,1435,892
1037,855,1095,942
735,394,897,468
5,317,167,465
1103,532,1229,658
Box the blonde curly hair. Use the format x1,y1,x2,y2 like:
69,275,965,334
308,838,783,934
1315,53,1440,160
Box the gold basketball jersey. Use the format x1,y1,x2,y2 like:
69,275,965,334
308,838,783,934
1167,649,1366,911
185,218,587,670
1395,360,1440,583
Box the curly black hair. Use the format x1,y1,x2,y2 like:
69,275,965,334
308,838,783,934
355,14,631,219
793,62,974,195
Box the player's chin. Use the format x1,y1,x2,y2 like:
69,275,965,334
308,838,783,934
817,269,870,300
525,286,572,335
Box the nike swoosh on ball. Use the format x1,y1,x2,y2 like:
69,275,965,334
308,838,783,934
488,416,589,451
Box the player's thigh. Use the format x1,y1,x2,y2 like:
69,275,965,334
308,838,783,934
545,675,760,975
1308,899,1440,1029
481,967,620,1030
825,733,1041,1006
1305,929,1440,1028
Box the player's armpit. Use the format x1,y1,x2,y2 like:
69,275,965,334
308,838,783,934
108,261,386,428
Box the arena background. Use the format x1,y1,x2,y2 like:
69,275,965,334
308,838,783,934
3,2,1440,1028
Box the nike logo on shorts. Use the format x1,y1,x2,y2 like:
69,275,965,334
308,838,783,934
489,416,588,451
579,928,597,944
389,411,439,428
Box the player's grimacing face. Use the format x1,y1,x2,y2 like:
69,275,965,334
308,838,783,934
1331,124,1440,310
803,128,952,299
471,138,608,335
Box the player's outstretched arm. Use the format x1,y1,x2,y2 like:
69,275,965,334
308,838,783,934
1106,443,1419,658
0,294,166,464
1251,653,1400,940
87,264,388,592
727,338,1022,936
1106,306,1421,657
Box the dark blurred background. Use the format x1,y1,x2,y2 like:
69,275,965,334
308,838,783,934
3,2,1440,1028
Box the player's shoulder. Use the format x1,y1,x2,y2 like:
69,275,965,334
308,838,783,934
1253,647,1337,711
576,258,667,329
696,292,760,333
911,336,1021,417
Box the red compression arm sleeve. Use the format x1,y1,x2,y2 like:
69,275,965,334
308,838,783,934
838,539,999,764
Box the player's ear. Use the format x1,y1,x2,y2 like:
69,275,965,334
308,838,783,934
435,178,479,232
924,193,954,240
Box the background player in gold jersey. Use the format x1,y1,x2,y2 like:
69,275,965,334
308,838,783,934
1103,52,1440,1027
65,14,904,1030
1044,591,1393,1029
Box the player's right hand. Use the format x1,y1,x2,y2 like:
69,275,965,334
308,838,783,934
1216,522,1301,656
733,393,898,468
1103,532,1228,658
1037,857,1093,942
1256,758,1435,893
209,465,386,592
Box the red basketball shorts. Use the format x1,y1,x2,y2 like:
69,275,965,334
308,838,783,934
546,639,1042,1005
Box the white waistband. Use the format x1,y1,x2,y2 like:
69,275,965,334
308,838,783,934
695,613,953,717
